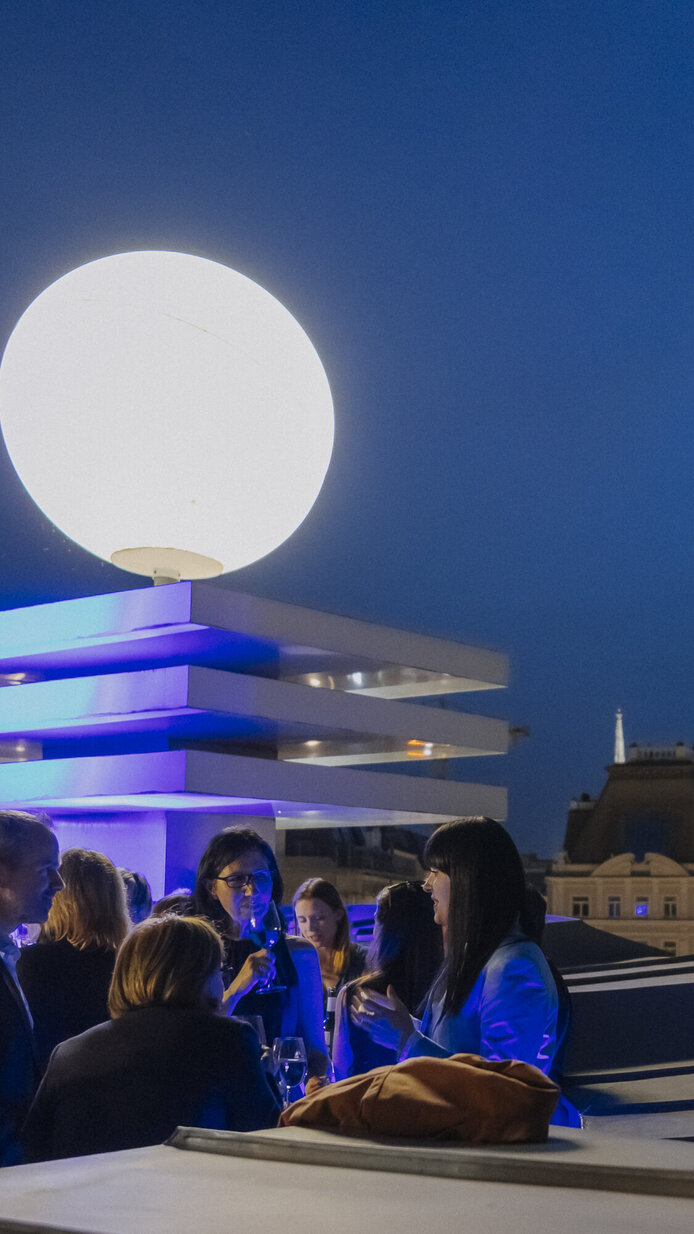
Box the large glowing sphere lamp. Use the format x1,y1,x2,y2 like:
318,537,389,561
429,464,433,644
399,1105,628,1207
0,251,335,580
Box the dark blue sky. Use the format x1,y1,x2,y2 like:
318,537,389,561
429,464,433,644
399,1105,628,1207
1,1,692,855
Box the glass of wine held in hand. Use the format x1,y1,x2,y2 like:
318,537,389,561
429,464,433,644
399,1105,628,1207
248,900,286,994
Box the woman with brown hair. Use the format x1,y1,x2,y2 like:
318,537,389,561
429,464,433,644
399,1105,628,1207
292,878,366,1000
17,847,130,1071
23,914,279,1161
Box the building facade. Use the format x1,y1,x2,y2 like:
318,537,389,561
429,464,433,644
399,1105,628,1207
547,739,694,956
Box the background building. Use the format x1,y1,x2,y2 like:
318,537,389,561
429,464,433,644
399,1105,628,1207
547,720,694,956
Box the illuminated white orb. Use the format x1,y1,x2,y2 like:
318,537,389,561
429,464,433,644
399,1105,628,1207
0,251,335,579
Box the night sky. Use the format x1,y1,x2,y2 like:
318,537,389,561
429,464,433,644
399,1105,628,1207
1,2,692,857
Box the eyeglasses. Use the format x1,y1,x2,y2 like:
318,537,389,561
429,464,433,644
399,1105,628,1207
214,870,273,892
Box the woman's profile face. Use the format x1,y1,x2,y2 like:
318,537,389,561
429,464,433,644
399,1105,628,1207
424,868,451,928
209,848,273,926
294,897,342,950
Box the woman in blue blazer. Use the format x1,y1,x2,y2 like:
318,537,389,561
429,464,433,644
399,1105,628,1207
351,818,560,1074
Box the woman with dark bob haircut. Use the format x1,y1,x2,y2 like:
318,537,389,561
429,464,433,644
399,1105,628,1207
352,818,561,1077
332,880,443,1079
23,915,279,1161
189,828,328,1086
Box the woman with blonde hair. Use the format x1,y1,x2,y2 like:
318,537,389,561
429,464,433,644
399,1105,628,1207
23,914,279,1161
17,847,130,1070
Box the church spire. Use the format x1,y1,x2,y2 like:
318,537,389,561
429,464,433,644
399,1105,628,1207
614,708,625,764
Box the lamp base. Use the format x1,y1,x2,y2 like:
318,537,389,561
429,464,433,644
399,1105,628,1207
110,547,224,582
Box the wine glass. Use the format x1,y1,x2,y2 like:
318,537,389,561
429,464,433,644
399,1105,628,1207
248,901,286,994
272,1036,307,1107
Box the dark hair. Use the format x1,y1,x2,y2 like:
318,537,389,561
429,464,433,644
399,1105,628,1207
108,914,222,1018
118,869,153,923
522,886,547,945
292,878,351,970
0,810,55,870
424,817,527,1017
151,890,191,918
351,881,443,1014
189,828,283,933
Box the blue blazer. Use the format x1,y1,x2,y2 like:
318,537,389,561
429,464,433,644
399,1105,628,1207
400,931,559,1074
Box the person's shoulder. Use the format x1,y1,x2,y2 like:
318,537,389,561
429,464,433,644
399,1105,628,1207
346,943,367,973
47,1016,116,1066
285,936,322,979
485,936,554,984
285,935,314,954
285,935,319,966
17,938,66,974
181,1012,261,1064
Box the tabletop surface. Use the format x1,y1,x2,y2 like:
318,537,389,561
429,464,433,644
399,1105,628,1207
0,1125,693,1234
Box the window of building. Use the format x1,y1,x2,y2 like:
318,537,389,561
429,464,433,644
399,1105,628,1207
634,897,649,918
607,896,621,919
572,897,590,918
664,897,677,919
662,941,677,956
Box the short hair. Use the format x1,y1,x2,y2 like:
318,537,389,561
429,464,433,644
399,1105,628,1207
150,890,190,918
189,827,283,932
292,878,351,969
118,868,153,923
0,810,55,870
41,848,130,951
108,914,223,1018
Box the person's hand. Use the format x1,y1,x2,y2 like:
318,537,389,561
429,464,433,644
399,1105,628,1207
305,1074,332,1096
350,985,414,1053
224,949,276,1005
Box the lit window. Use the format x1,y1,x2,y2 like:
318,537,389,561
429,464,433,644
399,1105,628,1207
608,896,621,919
664,897,677,919
572,897,590,918
635,897,649,917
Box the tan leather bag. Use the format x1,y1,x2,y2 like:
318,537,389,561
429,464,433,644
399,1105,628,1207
279,1053,559,1143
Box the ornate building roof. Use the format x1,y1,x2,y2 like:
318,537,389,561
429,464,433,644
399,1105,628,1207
563,743,694,865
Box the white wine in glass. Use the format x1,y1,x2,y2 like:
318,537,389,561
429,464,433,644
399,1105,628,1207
272,1036,307,1107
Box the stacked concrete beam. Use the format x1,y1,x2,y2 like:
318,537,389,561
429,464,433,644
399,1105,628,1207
0,584,508,895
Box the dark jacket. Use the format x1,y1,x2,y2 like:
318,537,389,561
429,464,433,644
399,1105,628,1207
0,957,39,1167
17,938,116,1073
23,1005,279,1161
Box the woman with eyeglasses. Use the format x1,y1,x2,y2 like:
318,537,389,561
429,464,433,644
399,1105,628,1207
189,828,329,1088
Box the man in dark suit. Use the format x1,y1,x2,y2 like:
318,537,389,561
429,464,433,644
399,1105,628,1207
0,811,62,1166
